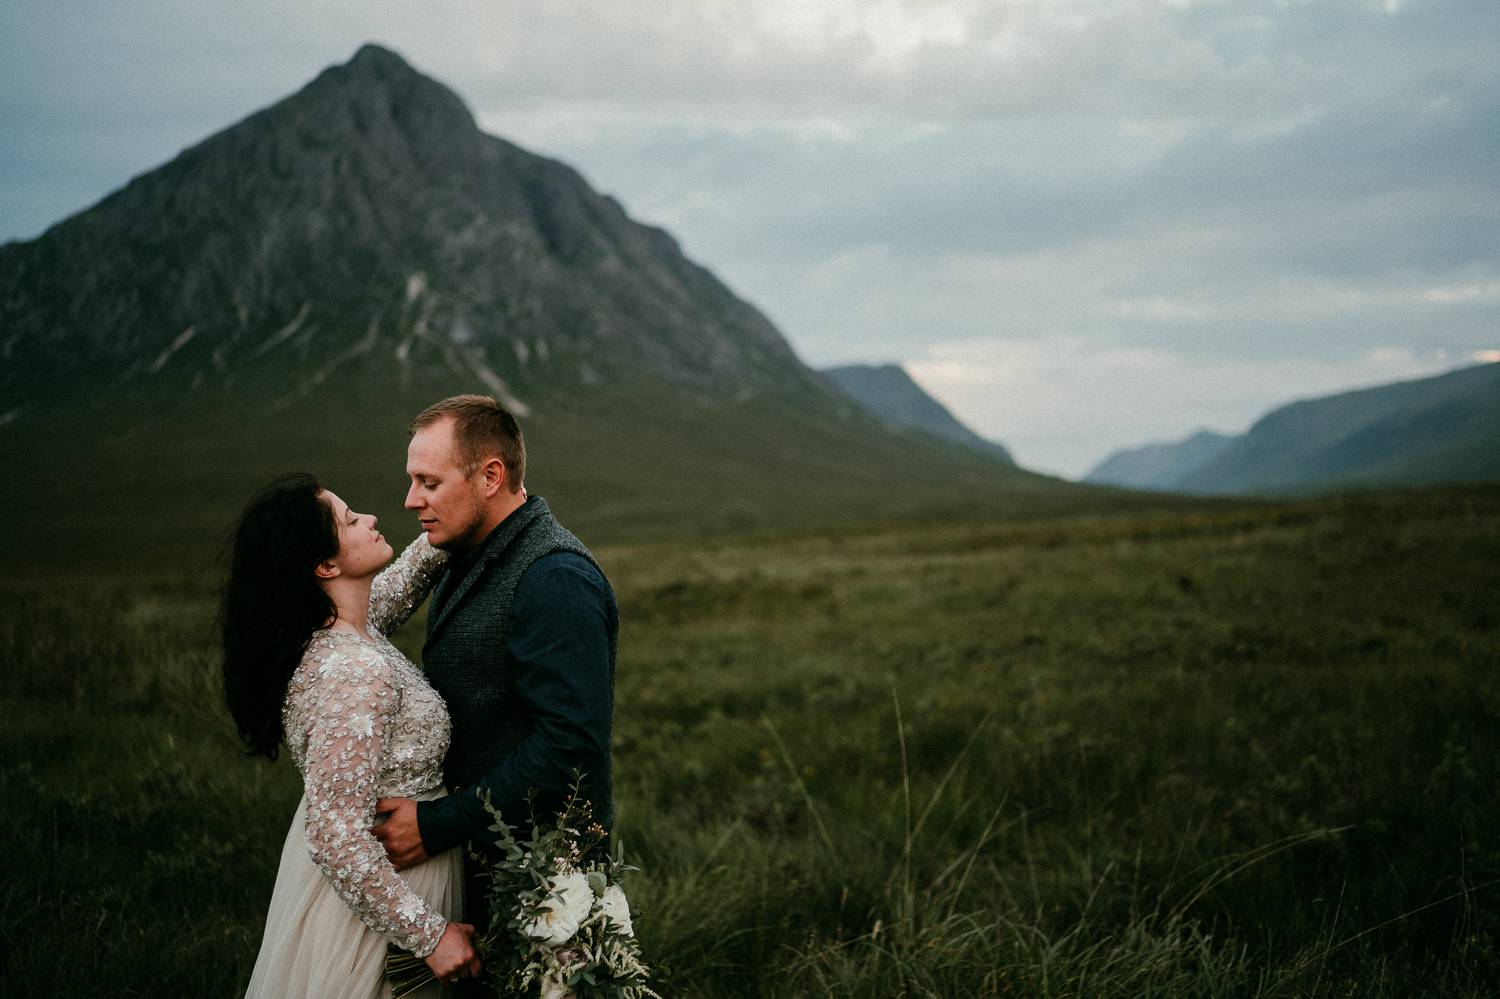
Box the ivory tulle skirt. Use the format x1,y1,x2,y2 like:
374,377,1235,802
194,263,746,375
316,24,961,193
244,787,464,999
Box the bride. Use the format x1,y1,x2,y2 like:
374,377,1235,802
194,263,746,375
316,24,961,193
222,472,482,996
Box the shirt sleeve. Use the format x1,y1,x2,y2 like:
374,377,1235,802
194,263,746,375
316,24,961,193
294,648,448,956
368,533,449,636
416,553,615,855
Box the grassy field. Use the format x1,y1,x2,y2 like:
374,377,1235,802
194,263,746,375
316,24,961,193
3,484,1498,996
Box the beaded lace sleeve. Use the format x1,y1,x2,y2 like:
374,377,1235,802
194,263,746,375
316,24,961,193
295,649,448,956
369,533,448,636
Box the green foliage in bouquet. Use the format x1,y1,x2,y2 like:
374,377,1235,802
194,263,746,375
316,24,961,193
388,779,658,999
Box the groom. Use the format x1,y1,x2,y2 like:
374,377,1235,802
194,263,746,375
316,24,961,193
373,394,617,927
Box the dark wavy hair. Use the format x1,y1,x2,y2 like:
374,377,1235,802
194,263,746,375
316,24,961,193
221,473,339,759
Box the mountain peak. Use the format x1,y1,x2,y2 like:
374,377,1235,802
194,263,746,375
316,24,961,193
823,363,1013,464
332,42,447,98
324,42,431,88
0,43,811,408
349,42,411,70
295,41,479,144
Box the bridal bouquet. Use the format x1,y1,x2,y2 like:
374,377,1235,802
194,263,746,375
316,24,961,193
387,787,659,999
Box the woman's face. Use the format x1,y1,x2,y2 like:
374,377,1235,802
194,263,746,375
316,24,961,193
319,489,393,579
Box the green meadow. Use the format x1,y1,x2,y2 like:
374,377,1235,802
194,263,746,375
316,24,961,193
3,484,1498,996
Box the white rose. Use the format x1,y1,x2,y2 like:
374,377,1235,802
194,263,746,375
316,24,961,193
599,884,634,937
522,871,595,946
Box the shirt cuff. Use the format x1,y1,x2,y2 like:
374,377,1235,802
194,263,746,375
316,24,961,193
416,794,469,857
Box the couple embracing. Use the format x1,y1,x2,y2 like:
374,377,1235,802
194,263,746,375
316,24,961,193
223,394,618,997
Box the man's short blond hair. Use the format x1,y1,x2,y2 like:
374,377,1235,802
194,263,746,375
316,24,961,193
409,394,526,492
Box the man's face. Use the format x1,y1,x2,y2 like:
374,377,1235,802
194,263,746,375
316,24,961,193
405,418,489,552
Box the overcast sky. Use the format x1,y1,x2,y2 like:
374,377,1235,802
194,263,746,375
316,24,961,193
2,1,1497,476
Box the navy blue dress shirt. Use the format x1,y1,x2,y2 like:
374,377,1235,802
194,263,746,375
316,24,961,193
415,551,617,856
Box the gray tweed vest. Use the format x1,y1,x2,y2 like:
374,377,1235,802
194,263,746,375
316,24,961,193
421,496,615,821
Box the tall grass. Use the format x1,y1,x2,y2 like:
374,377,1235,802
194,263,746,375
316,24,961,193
3,485,1498,996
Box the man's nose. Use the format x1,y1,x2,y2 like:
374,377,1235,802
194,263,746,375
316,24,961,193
404,484,421,510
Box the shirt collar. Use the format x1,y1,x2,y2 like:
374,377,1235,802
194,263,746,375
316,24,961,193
451,494,539,568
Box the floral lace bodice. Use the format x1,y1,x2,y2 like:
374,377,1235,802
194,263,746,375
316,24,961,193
281,533,453,957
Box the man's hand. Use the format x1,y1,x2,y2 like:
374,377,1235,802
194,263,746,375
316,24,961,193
373,797,430,870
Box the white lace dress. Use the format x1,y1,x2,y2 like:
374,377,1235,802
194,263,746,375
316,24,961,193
245,535,461,999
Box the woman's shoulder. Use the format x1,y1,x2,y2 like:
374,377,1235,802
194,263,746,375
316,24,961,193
280,633,402,757
295,629,401,686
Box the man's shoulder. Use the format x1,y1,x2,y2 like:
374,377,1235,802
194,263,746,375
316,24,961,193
511,550,617,637
518,550,609,592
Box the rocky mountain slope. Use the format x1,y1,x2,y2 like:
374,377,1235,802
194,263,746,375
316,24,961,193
0,43,808,416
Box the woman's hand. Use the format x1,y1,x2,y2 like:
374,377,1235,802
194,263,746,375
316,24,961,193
424,921,482,985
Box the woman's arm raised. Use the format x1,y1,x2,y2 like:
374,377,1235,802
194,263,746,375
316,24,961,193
369,533,449,636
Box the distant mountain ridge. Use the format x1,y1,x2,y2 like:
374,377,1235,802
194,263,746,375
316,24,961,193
1086,363,1500,494
1086,431,1235,490
821,364,1013,463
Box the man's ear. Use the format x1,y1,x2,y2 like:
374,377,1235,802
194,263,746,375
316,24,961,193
314,560,341,580
480,457,508,497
